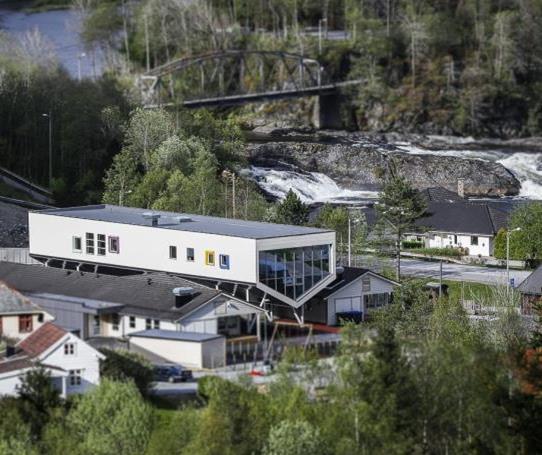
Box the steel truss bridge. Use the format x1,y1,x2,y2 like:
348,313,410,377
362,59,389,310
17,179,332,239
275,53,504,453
139,50,360,110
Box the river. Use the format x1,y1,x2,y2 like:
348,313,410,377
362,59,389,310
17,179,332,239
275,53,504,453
0,1,103,78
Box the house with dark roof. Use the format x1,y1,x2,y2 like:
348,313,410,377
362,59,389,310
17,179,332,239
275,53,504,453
0,282,54,341
517,266,542,315
302,267,399,326
0,262,267,342
401,187,510,257
0,322,104,397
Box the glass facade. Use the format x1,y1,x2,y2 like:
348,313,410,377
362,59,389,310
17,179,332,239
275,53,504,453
258,244,331,301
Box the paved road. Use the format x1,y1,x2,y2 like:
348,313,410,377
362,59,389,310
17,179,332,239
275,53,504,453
358,256,532,286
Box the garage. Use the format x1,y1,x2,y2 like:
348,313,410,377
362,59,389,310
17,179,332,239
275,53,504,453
128,329,226,369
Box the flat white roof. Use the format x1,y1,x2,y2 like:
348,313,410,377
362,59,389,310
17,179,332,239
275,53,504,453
36,205,332,240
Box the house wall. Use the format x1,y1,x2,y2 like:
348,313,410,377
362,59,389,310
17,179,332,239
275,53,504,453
0,312,53,341
29,212,258,284
28,295,89,337
425,233,492,257
98,314,177,338
0,370,28,396
326,274,396,326
129,336,225,369
41,333,102,394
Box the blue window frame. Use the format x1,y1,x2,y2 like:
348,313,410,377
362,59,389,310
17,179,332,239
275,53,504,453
219,254,230,269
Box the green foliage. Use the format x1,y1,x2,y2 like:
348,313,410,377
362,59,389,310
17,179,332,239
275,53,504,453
315,203,349,239
409,247,464,258
264,420,324,455
63,379,152,455
99,348,154,397
274,189,309,225
17,367,62,439
401,240,423,249
0,397,37,454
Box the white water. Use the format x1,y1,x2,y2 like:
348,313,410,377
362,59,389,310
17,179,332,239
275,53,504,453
246,166,379,204
394,143,542,199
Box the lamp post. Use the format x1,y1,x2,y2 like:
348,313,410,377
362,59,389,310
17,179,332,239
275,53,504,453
507,227,521,292
77,52,87,82
318,18,327,54
41,112,52,188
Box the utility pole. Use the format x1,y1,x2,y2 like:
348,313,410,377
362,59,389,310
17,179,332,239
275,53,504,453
41,112,53,188
507,227,521,294
348,215,352,266
77,52,86,82
439,259,443,299
318,18,327,54
144,13,150,72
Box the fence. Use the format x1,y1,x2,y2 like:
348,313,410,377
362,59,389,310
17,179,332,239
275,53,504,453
225,333,341,368
0,248,39,265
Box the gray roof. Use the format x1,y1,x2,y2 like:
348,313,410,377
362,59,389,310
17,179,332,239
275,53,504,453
36,204,331,240
0,282,44,315
420,187,465,203
129,329,223,342
414,202,509,236
517,267,541,295
0,262,224,321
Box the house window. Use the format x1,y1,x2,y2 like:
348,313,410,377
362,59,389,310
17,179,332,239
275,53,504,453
362,277,371,292
186,248,195,262
64,343,76,356
111,314,120,331
85,233,95,254
19,315,33,333
219,254,230,270
37,313,44,323
153,319,160,329
453,235,458,244
72,236,82,252
471,236,479,246
69,370,82,387
129,316,136,329
205,250,215,266
169,245,177,259
146,318,152,330
108,236,120,254
97,234,106,256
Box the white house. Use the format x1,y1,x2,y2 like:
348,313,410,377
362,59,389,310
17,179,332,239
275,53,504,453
0,282,54,341
16,322,104,396
28,205,336,312
408,201,509,257
303,267,399,326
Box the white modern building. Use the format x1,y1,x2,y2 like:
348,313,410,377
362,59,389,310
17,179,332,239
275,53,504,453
28,205,337,315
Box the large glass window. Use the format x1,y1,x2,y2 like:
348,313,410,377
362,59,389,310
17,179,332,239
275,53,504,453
258,245,331,301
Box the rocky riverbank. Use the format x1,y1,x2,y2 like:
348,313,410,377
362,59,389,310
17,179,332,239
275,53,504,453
245,130,522,199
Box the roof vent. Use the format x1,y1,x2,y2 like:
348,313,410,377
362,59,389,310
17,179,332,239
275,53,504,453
175,216,192,223
173,287,196,308
142,212,161,226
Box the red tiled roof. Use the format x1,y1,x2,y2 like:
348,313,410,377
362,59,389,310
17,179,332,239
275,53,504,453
18,323,67,358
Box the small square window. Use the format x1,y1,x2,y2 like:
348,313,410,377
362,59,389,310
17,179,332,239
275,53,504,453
219,254,230,270
69,369,82,386
73,236,82,252
129,316,136,329
37,313,44,323
186,248,195,262
146,318,152,330
19,315,33,333
169,245,177,259
64,343,76,356
108,236,120,254
153,319,160,329
205,250,215,266
471,236,479,246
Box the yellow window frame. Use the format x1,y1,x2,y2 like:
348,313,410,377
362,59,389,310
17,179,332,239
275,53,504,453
205,250,215,265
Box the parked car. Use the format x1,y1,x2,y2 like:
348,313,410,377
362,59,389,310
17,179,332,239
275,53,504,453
153,364,193,383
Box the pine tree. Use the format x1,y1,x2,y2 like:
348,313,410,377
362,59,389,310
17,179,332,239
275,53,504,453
275,190,309,226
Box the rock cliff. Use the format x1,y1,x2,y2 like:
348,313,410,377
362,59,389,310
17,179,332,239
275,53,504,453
246,140,521,198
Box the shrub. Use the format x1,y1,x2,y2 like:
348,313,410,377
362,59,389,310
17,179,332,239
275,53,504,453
99,349,153,397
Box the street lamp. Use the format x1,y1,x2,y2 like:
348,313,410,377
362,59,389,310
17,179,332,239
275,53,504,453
41,112,52,188
318,18,328,54
77,52,87,82
506,227,521,291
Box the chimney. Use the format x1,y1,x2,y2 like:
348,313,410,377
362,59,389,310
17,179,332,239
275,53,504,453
173,287,196,308
142,212,161,226
457,178,465,199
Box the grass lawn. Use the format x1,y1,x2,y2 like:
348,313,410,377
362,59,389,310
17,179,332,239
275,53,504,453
443,280,496,302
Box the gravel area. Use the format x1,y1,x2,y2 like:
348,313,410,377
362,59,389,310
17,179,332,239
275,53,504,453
0,201,29,247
